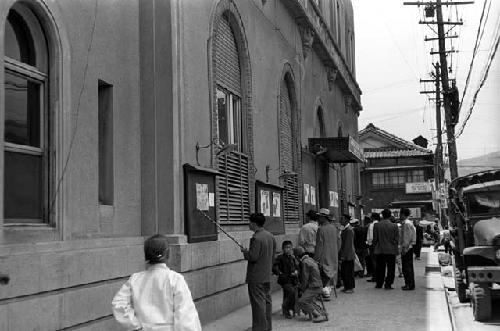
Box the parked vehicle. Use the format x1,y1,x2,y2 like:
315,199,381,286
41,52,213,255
449,170,500,321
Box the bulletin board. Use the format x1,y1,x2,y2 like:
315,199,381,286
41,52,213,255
255,180,285,235
183,164,220,243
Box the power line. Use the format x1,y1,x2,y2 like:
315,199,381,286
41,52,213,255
48,0,99,217
458,0,492,112
456,18,500,137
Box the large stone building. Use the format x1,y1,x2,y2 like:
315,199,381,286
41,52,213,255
359,123,435,220
0,0,362,329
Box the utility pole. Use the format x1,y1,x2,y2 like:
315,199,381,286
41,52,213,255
435,0,458,180
405,0,474,180
433,63,443,183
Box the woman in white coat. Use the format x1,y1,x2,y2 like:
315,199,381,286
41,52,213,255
112,235,202,331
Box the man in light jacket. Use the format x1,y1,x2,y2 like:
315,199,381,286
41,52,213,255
400,208,416,290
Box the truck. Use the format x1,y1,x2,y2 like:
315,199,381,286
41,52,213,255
449,169,500,321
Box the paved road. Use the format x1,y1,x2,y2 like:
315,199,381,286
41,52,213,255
204,248,452,331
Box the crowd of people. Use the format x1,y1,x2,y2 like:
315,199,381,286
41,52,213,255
109,208,429,331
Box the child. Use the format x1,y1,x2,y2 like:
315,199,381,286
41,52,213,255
294,246,328,323
272,240,299,319
112,235,202,331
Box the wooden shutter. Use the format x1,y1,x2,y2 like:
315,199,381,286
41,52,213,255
218,152,250,222
279,80,299,223
215,14,241,94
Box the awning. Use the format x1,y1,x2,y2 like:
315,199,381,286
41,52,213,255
308,136,365,163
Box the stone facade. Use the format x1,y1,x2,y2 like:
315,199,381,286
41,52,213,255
0,0,361,329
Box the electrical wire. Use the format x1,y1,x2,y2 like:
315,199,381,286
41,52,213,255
48,0,99,217
458,0,491,112
456,18,500,138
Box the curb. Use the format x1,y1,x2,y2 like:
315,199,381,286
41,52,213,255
441,265,459,331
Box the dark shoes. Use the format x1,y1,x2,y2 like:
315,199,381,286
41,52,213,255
402,286,415,291
375,285,382,289
384,285,394,290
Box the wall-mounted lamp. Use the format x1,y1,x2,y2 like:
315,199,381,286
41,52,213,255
195,139,238,166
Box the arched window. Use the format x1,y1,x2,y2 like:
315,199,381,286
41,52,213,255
212,5,252,223
279,73,299,223
4,5,50,224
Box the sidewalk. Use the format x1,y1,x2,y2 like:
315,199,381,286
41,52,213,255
203,247,452,331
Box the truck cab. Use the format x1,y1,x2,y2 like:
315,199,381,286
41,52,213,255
449,170,500,321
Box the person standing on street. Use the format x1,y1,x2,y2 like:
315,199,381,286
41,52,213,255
339,218,356,293
400,208,416,290
314,208,339,301
414,219,423,260
299,209,319,257
241,213,277,331
111,235,202,331
366,212,380,283
373,209,399,290
353,218,368,277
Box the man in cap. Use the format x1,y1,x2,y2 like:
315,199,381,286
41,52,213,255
299,209,319,257
314,208,339,301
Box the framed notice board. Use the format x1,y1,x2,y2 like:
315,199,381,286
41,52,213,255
183,164,220,243
255,180,285,235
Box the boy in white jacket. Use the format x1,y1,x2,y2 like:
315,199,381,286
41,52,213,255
112,235,202,331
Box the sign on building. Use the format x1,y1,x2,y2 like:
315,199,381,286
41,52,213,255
371,208,421,219
405,182,431,194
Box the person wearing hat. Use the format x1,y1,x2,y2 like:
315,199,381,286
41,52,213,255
299,209,319,257
314,208,339,301
339,217,356,293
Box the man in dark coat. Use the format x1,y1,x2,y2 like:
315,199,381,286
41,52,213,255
353,218,368,277
340,219,356,293
373,209,399,290
241,213,277,331
413,219,423,260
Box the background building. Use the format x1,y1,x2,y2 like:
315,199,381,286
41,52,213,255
359,123,435,220
0,0,362,329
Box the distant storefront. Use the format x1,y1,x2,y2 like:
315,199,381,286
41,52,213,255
359,123,435,220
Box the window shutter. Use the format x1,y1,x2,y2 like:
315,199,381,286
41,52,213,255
218,152,250,222
215,15,241,94
279,81,299,223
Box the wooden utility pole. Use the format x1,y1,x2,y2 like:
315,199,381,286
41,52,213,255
405,0,474,180
435,0,458,180
433,63,444,183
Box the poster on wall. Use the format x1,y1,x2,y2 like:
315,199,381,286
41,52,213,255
329,191,338,208
272,192,281,217
304,184,310,203
196,183,209,211
310,186,316,206
260,190,271,216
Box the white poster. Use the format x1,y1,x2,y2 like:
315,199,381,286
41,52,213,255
310,186,316,206
272,192,281,217
349,206,355,217
329,191,339,208
196,183,209,211
208,193,215,207
261,190,271,216
304,184,310,204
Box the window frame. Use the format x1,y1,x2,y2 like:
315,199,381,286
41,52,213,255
216,85,243,152
3,6,51,226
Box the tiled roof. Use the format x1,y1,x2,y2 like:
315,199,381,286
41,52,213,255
359,123,431,152
359,123,433,159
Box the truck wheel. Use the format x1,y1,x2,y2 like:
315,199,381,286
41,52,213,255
471,283,491,321
453,262,468,303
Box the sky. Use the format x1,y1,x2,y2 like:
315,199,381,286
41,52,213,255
352,0,500,160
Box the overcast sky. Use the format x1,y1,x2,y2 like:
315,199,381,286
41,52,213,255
352,0,500,160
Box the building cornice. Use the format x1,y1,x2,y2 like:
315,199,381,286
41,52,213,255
282,0,362,111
